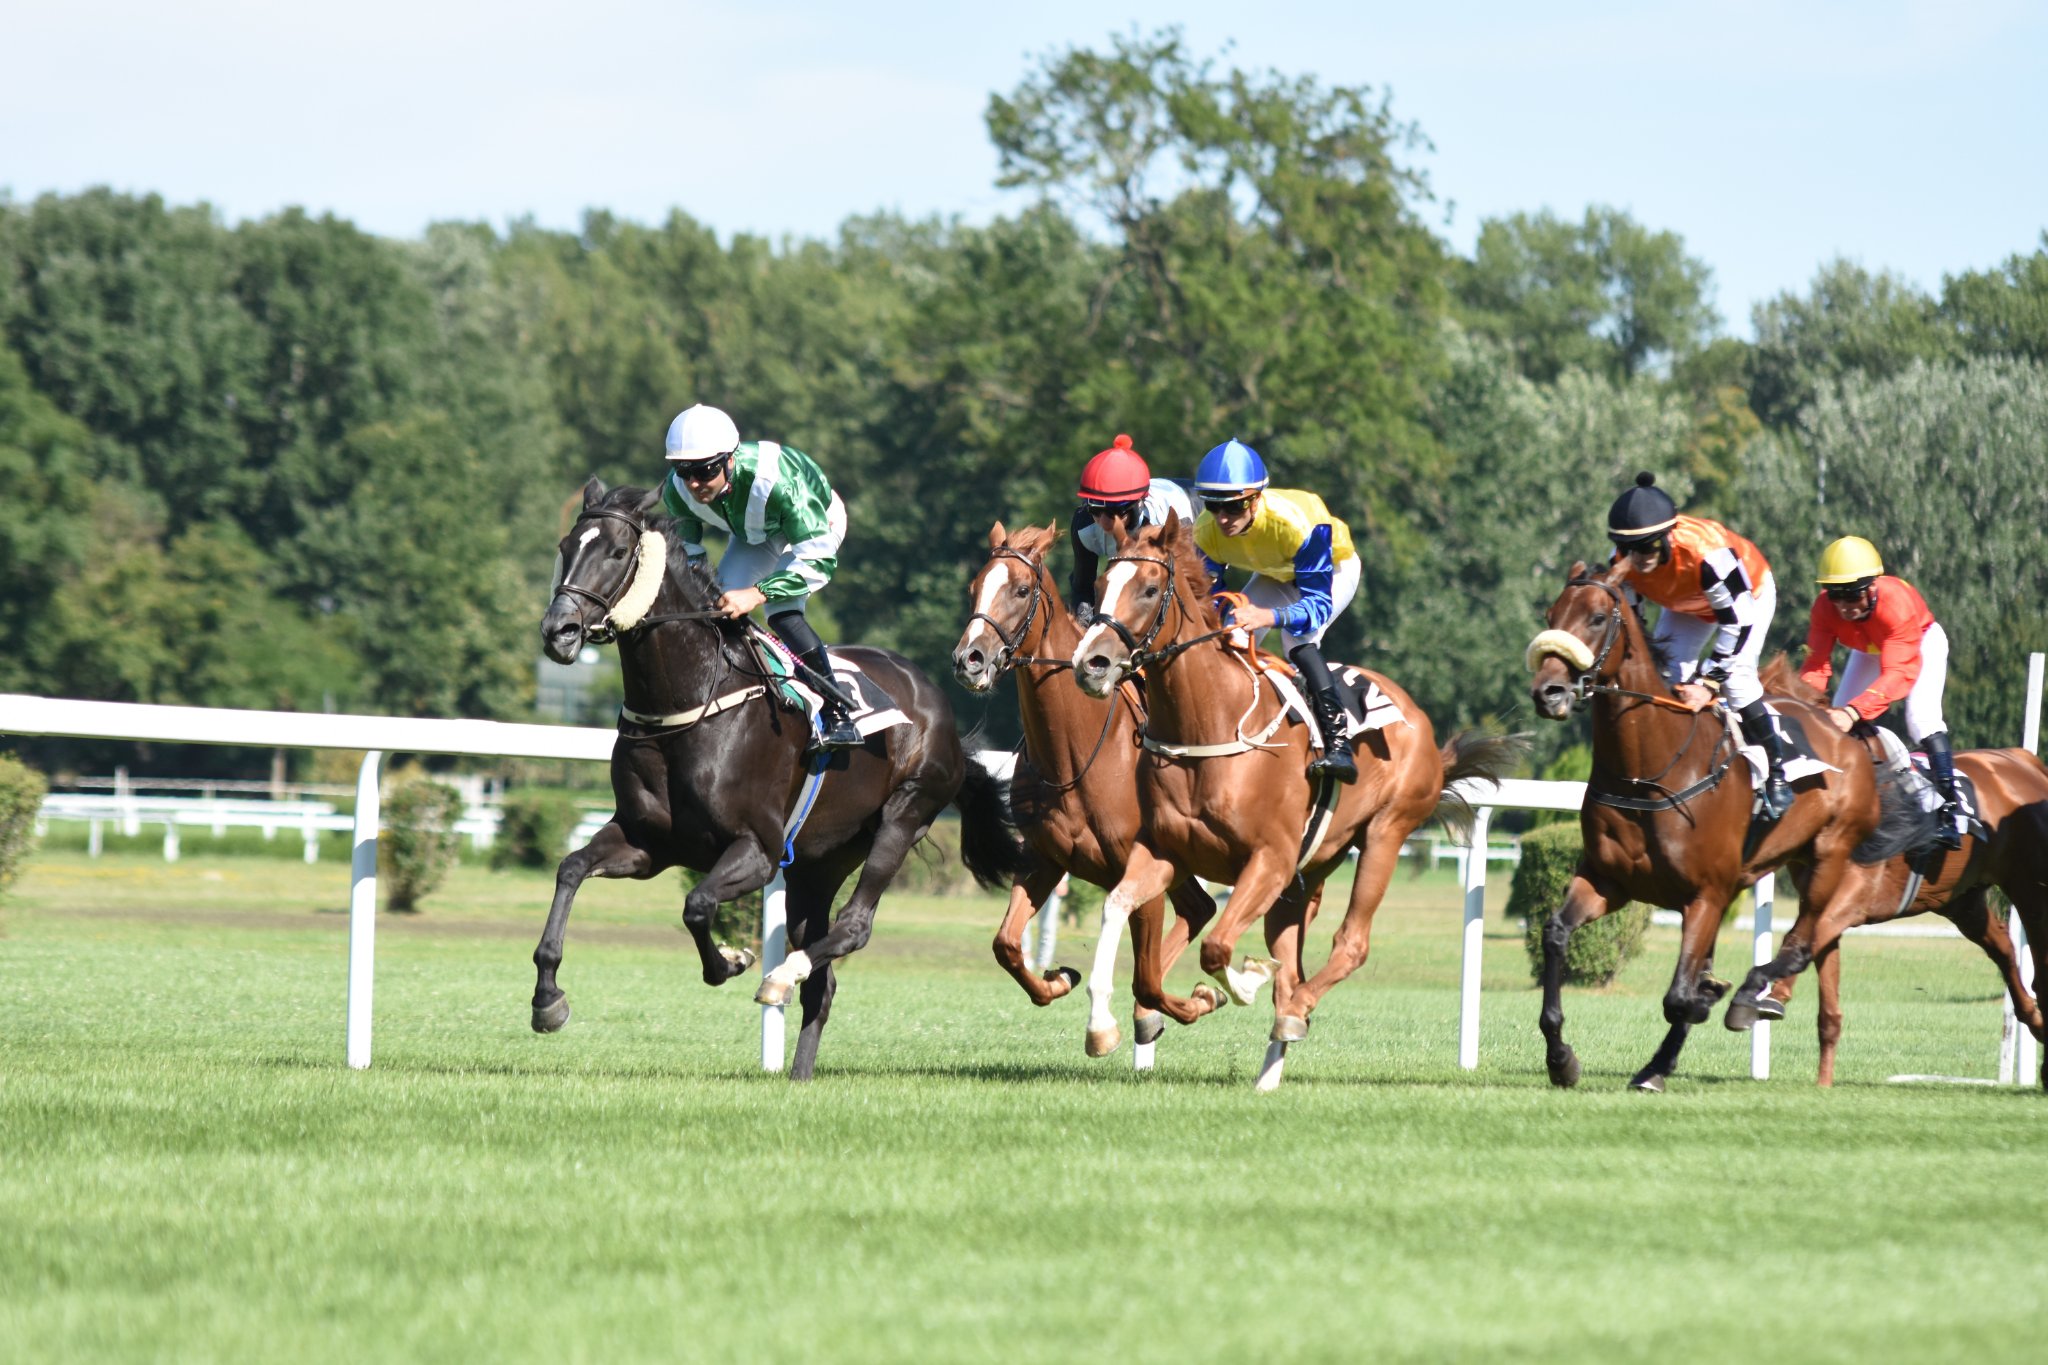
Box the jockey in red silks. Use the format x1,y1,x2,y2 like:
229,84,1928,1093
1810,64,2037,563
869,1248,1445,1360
1798,535,1961,847
1606,471,1794,820
1068,433,1196,617
1192,438,1363,784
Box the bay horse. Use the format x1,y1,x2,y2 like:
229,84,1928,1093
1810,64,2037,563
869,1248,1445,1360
950,522,1218,1046
1526,560,1932,1091
1720,662,2048,1088
536,480,1022,1080
1070,512,1521,1089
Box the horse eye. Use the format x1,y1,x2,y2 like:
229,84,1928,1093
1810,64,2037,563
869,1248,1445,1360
1013,584,1030,599
1589,612,1607,627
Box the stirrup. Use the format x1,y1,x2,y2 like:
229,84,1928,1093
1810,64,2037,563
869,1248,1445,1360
1757,772,1793,821
1933,800,1963,849
808,710,864,754
1308,734,1358,784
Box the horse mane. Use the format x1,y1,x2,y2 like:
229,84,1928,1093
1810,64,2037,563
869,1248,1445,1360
592,482,723,615
1002,522,1063,563
1761,653,1824,704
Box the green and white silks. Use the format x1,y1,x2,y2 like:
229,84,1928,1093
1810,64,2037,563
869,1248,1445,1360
660,440,845,607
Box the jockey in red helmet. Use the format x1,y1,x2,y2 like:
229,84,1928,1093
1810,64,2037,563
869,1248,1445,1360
1069,433,1196,616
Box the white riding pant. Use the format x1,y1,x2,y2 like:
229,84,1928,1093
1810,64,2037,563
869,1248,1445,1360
1244,555,1363,651
715,492,847,613
1648,573,1776,710
1833,622,1949,741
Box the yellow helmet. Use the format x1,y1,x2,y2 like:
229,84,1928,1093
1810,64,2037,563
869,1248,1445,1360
1816,536,1884,584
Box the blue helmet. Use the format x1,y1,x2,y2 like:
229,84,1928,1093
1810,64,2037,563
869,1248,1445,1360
1194,439,1269,497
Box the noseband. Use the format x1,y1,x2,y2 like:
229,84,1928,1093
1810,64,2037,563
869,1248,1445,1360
964,548,1050,673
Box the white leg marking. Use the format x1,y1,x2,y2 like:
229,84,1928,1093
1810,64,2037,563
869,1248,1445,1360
1087,888,1136,1038
1133,1041,1157,1071
765,948,812,990
1254,1040,1289,1092
1223,956,1282,1006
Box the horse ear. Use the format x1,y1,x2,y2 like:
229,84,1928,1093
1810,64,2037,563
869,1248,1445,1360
1161,507,1182,540
1566,559,1588,581
1045,520,1064,543
582,476,607,507
988,520,1006,550
636,485,663,514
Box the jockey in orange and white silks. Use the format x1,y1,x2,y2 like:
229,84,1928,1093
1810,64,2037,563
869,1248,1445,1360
1606,471,1793,819
1798,534,1961,846
1068,433,1196,616
1192,438,1362,784
659,403,861,753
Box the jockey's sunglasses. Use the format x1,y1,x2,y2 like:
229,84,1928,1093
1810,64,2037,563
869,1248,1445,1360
1082,499,1142,517
673,453,732,482
1824,580,1875,602
1202,496,1256,514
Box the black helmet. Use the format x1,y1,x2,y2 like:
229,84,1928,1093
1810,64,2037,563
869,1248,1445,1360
1607,472,1677,547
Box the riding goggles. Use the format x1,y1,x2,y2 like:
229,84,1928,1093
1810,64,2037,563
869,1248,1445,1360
671,452,733,481
1202,495,1257,514
1823,578,1876,602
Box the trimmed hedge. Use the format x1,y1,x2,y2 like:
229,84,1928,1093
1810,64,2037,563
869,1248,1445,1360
35,824,355,861
382,778,464,912
1513,821,1651,986
491,790,579,870
0,755,47,900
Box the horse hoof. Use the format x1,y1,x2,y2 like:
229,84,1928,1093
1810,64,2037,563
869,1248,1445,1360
1133,1010,1166,1046
1271,1014,1310,1043
1700,974,1732,1003
1752,993,1786,1021
1189,983,1227,1014
1724,999,1759,1033
531,996,571,1033
1085,1025,1121,1058
755,978,794,1008
1221,956,1280,1006
1050,966,1082,994
1629,1071,1667,1093
1547,1049,1581,1089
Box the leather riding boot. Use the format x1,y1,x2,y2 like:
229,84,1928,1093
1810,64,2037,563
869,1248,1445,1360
799,645,865,754
1738,700,1794,821
1289,643,1358,785
1921,730,1962,849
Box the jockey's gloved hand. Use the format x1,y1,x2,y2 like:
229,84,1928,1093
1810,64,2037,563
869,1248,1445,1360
1073,601,1095,626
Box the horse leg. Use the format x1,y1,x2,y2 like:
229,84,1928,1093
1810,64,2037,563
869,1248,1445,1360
1263,881,1324,1030
1813,939,1842,1088
1195,849,1298,1007
532,821,657,1032
1130,879,1225,1046
757,784,945,1008
1282,826,1410,1037
992,860,1080,1005
789,962,839,1083
1944,886,2047,1048
684,835,777,988
1085,843,1181,1057
1538,870,1618,1088
1727,858,1877,1029
1631,888,1734,1091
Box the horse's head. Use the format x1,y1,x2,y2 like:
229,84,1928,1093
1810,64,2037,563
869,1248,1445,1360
954,521,1063,692
1526,559,1633,721
541,478,668,663
1072,509,1204,698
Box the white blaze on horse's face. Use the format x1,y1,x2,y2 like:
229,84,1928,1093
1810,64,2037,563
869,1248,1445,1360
963,559,1014,657
1071,560,1140,696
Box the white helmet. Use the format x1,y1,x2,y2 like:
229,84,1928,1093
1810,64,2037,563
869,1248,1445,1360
664,404,740,463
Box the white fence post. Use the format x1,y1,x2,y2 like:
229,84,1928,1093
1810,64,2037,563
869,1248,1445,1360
1750,874,1774,1080
346,751,383,1071
1457,806,1494,1071
760,871,788,1072
2008,652,2044,1086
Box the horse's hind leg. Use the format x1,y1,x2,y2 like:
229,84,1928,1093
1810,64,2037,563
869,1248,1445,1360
533,822,657,1032
787,885,842,1081
1813,939,1842,1088
758,783,945,1008
1947,886,2046,1045
1284,823,1412,1033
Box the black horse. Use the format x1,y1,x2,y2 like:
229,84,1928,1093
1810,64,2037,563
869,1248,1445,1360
536,480,1022,1079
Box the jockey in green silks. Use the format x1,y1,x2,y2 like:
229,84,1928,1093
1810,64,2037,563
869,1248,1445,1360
659,403,863,753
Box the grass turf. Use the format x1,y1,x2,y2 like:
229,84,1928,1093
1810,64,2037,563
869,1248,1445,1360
2,851,2043,1363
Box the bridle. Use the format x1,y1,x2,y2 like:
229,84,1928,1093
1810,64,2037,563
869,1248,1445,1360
965,548,1057,673
1096,548,1254,673
1555,575,1694,715
554,505,723,645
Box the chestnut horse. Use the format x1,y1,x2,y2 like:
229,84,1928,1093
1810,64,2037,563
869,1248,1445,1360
950,523,1218,1045
1071,512,1520,1089
1720,663,2048,1087
1526,560,1933,1090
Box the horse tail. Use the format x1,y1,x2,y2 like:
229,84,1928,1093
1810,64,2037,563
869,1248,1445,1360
1853,760,1942,865
1431,726,1531,844
952,749,1030,890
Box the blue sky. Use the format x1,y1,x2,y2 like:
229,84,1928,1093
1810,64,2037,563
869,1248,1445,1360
6,1,2044,334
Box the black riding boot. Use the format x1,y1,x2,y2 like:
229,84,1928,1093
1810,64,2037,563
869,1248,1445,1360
1737,700,1794,821
769,610,863,754
1922,730,1963,849
1290,644,1358,785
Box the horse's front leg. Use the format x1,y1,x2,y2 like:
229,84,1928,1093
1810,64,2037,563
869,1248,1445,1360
1085,842,1180,1057
1539,869,1618,1088
1631,888,1733,1092
992,859,1081,1005
684,834,775,988
533,821,658,1032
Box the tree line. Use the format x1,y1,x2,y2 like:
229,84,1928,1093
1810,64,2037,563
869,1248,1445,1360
3,29,2044,776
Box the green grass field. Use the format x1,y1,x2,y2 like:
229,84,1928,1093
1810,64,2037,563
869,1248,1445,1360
3,849,2043,1363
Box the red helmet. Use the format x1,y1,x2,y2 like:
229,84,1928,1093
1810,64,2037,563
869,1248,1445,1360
1077,434,1151,506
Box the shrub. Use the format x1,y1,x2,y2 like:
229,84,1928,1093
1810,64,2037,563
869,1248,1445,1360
1514,821,1651,986
491,789,579,870
382,778,464,912
0,755,48,901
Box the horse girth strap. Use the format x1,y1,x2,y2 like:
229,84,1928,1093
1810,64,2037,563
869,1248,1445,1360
1586,758,1731,812
620,685,767,732
1140,705,1286,758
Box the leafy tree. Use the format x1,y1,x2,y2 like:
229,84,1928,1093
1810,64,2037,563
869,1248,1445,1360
1940,236,2048,364
1747,259,1958,428
1457,206,1718,384
0,343,95,691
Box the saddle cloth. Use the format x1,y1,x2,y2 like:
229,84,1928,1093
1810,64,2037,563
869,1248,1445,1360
1262,663,1407,752
749,631,910,740
1728,702,1839,791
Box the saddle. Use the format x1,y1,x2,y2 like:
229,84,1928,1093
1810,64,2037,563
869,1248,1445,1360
1723,702,1838,797
746,628,910,742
